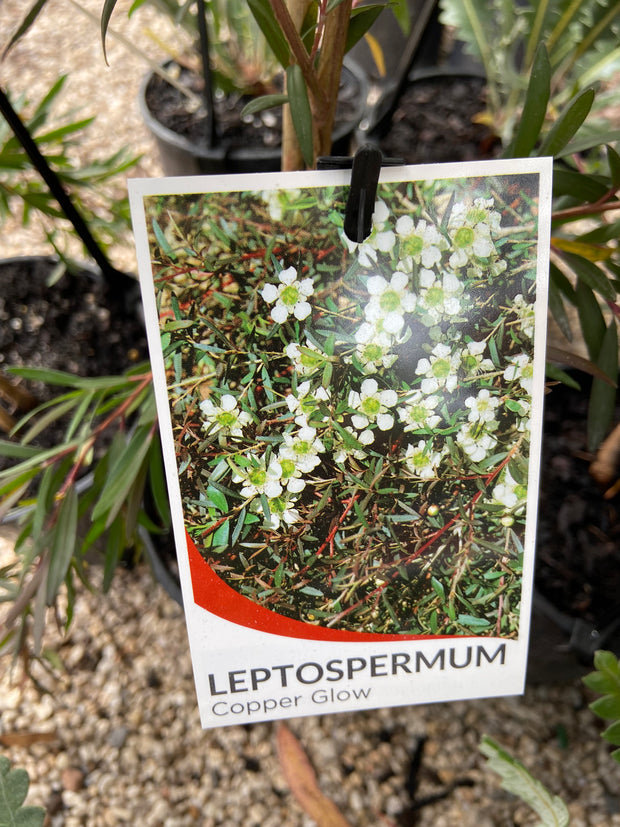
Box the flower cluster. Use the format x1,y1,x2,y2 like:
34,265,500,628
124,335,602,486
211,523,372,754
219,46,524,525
163,176,539,634
204,189,535,528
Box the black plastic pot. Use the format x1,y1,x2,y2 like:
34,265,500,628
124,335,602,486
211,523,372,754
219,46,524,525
139,60,369,176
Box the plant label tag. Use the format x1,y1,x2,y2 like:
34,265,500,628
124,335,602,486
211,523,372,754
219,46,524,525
129,158,552,728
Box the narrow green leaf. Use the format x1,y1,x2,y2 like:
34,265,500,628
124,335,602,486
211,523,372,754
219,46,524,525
547,280,572,342
92,424,153,526
539,88,596,157
588,320,618,452
103,512,125,592
561,252,616,302
247,0,291,67
575,279,606,360
148,441,170,527
152,218,175,258
345,5,385,53
45,485,78,605
241,94,289,118
510,44,551,158
100,0,121,63
556,130,620,158
608,145,620,188
207,485,228,513
545,363,581,390
552,169,609,203
2,0,50,57
286,64,314,168
480,736,569,827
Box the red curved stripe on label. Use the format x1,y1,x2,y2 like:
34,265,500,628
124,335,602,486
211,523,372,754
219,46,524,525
186,531,454,642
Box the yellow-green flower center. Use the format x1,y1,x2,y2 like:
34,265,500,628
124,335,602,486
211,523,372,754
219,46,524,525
431,358,451,378
280,285,300,306
362,343,383,362
454,227,475,248
216,411,237,428
248,468,267,486
403,234,424,257
280,458,296,478
379,289,401,313
361,397,381,417
425,286,444,308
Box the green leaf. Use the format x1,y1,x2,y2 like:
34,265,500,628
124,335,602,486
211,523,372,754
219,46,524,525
608,145,620,189
45,485,78,605
539,87,596,157
590,694,620,721
92,424,153,526
575,279,606,360
509,43,550,158
152,218,175,259
286,64,314,168
547,280,572,342
480,736,569,827
587,320,618,452
207,485,228,513
561,252,615,302
241,94,289,118
247,0,291,67
100,0,121,63
345,5,385,53
552,169,609,203
556,130,620,158
0,756,45,827
2,0,50,57
602,720,620,746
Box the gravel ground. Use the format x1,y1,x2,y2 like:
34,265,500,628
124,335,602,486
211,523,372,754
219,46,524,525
2,2,620,825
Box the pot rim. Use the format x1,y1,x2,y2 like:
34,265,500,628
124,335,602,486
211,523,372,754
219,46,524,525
138,58,369,164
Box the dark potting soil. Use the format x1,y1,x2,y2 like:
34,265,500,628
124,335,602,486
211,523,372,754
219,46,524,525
0,257,147,454
376,74,499,164
145,63,363,152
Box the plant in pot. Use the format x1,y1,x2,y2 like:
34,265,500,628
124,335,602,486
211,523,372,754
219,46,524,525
0,0,405,668
8,0,405,175
409,0,620,675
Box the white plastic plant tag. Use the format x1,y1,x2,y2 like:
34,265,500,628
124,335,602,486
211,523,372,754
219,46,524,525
129,158,552,728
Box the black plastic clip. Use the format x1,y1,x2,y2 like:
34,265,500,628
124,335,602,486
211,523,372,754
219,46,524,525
317,145,405,244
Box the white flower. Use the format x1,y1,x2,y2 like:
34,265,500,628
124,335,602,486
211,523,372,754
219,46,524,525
261,495,301,529
512,294,535,339
503,353,533,394
403,440,443,479
286,382,330,425
447,197,501,268
285,339,326,375
464,388,500,423
364,271,416,335
493,467,527,511
348,377,398,431
334,426,375,462
344,199,396,267
261,188,300,221
233,458,283,499
276,453,307,494
280,426,325,473
351,322,398,373
460,340,494,378
456,423,497,463
416,268,464,323
415,343,461,394
261,266,314,323
395,216,445,270
398,390,441,432
200,394,252,437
